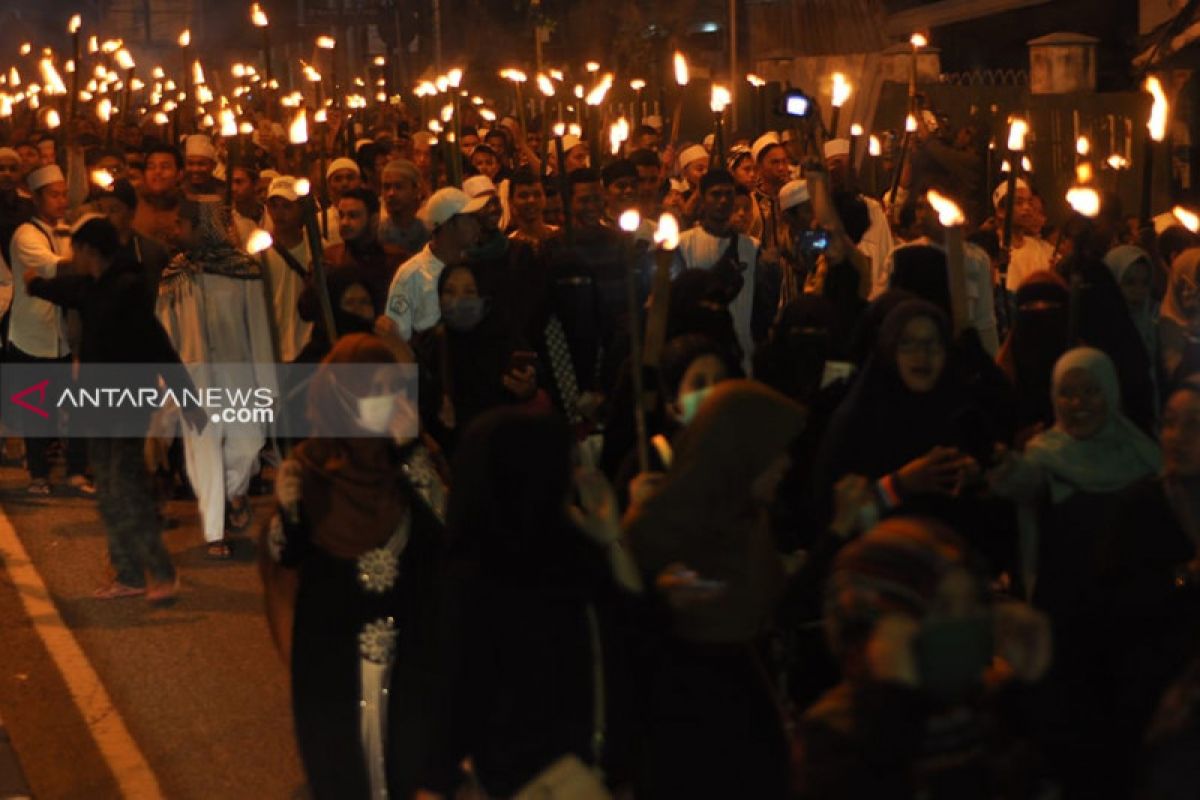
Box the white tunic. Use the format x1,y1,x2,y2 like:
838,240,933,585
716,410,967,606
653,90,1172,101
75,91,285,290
259,235,314,362
1004,236,1055,293
8,218,70,358
675,226,758,372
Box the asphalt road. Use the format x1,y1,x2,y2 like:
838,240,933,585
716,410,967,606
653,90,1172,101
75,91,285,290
0,460,306,799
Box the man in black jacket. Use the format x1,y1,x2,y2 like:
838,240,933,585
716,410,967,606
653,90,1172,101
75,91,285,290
26,216,205,602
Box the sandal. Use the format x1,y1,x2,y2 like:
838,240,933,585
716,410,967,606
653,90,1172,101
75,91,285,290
226,500,253,534
146,575,181,604
94,581,146,599
206,541,234,560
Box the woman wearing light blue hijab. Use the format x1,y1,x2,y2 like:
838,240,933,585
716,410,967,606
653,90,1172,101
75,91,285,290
991,347,1161,613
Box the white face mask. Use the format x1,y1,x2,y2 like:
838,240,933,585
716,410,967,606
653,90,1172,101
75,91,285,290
355,393,397,434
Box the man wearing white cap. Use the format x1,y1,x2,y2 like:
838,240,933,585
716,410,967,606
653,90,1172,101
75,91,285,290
8,164,93,495
750,133,792,257
385,187,486,340
260,177,314,362
824,138,896,299
183,134,224,198
993,178,1052,292
319,158,364,246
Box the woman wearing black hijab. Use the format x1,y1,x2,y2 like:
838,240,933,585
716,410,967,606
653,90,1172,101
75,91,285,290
996,271,1070,437
413,263,537,454
814,300,1014,571
421,409,638,797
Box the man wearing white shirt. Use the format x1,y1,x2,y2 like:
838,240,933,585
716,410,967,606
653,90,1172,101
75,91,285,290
675,169,758,372
260,177,313,362
385,187,486,340
994,179,1054,293
319,158,363,246
7,164,92,495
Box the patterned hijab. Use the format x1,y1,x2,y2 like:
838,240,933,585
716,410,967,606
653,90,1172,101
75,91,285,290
161,198,260,294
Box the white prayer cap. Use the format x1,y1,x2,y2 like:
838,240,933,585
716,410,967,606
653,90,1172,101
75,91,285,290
823,138,851,160
267,176,300,203
642,115,663,132
184,134,217,161
419,187,489,231
355,138,375,152
0,147,19,163
27,164,65,191
779,179,810,211
992,177,1030,209
462,174,497,198
678,144,708,171
326,157,360,179
751,132,782,162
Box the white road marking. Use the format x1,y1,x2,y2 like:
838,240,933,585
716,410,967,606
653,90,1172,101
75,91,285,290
0,505,163,798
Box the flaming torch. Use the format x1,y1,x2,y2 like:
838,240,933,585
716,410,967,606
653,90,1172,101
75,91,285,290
1140,75,1169,226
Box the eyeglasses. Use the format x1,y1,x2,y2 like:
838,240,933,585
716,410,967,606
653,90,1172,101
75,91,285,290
897,337,945,355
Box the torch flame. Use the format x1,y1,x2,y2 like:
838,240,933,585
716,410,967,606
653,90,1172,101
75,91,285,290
440,103,453,123
1146,75,1168,142
88,36,98,54
537,73,555,97
850,123,863,136
618,209,641,233
251,3,269,27
746,74,765,88
91,169,113,188
288,107,307,144
549,69,564,82
585,74,613,107
1173,206,1200,233
910,33,928,48
313,108,327,123
926,189,964,227
192,61,205,86
869,135,881,156
45,109,60,129
304,65,322,83
586,61,600,73
553,122,565,137
19,44,31,57
447,68,463,88
69,14,82,34
1076,135,1090,156
674,52,689,87
97,97,111,122
239,121,253,135
178,30,190,48
710,84,731,114
479,108,496,122
1007,117,1028,152
568,123,582,138
220,108,237,137
654,213,680,250
1021,155,1033,173
153,111,168,125
116,49,134,71
609,117,629,155
39,60,66,95
1066,186,1100,218
1076,162,1093,184
294,178,311,196
246,228,273,255
316,36,335,49
630,79,646,91
500,69,527,83
831,72,851,108
905,113,917,133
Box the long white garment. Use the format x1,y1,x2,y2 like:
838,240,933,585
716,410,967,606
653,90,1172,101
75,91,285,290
157,271,279,542
9,218,70,357
260,235,314,362
1004,236,1055,292
861,196,897,300
675,227,757,373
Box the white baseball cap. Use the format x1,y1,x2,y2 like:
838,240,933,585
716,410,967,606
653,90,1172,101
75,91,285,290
267,176,300,203
462,175,497,198
419,187,489,231
779,179,811,211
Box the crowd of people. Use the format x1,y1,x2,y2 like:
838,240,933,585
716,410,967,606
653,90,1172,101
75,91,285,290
1,76,1200,799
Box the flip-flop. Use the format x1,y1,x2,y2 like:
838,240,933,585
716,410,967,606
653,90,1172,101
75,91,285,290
94,581,146,599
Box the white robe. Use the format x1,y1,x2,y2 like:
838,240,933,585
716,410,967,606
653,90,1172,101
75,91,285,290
157,270,279,542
